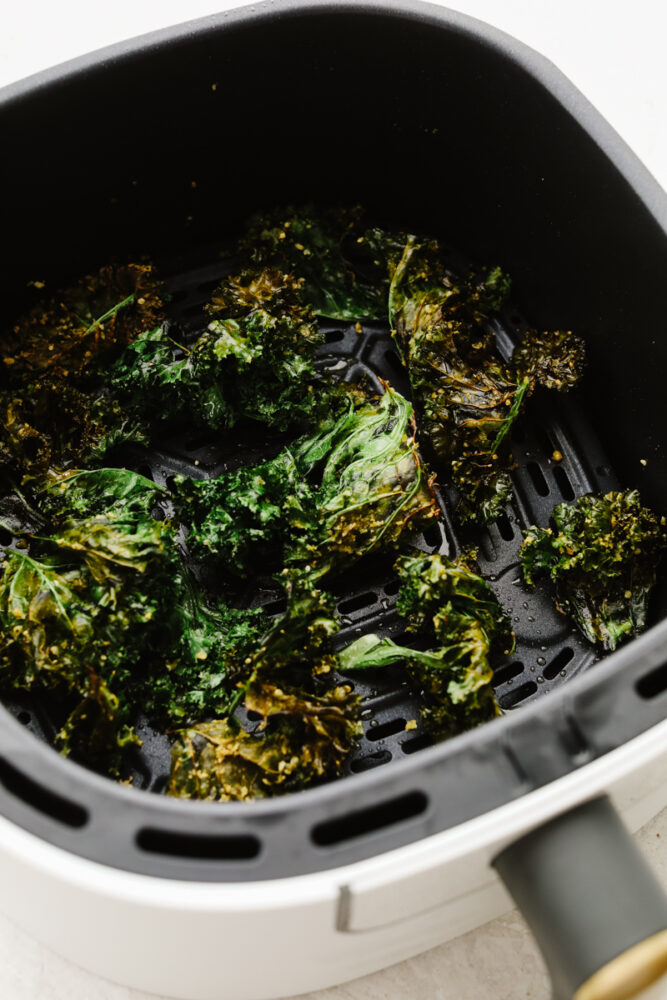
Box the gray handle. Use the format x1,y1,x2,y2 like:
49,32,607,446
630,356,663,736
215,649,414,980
493,797,667,1000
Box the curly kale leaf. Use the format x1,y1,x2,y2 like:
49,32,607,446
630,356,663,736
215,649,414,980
225,569,340,701
0,263,162,480
0,441,274,755
110,270,328,434
520,490,667,650
173,448,314,573
0,514,175,761
205,266,310,324
295,386,437,577
43,467,272,725
203,268,326,429
107,322,223,431
146,597,268,726
366,229,584,523
168,680,360,801
239,206,388,320
0,381,146,481
340,552,513,737
168,567,361,801
215,571,347,739
49,514,175,584
2,264,165,385
395,551,514,652
512,329,586,392
40,467,165,521
174,386,437,580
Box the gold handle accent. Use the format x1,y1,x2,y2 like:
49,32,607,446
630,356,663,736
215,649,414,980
573,930,667,1000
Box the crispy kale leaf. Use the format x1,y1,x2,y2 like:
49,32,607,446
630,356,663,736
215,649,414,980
169,681,360,801
240,206,387,320
223,568,341,704
1,264,165,386
146,595,268,725
0,513,175,761
40,467,165,520
174,385,437,580
203,268,326,429
169,572,360,801
340,552,513,737
0,264,164,479
520,490,667,650
42,468,272,726
174,448,314,574
367,230,585,523
293,386,437,577
110,270,328,434
106,324,208,429
0,462,272,757
0,381,145,481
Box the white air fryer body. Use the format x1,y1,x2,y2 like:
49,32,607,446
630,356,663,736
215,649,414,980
0,721,663,1000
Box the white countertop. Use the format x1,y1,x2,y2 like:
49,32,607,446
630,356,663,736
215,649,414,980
0,2,665,997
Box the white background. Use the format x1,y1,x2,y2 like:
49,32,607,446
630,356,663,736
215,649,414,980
0,2,666,998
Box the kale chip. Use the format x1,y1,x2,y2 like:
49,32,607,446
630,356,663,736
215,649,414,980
240,205,387,320
0,264,164,479
0,468,270,763
169,570,361,801
1,263,165,386
169,681,360,801
520,490,667,650
340,552,514,737
367,229,585,523
110,269,329,435
173,385,437,580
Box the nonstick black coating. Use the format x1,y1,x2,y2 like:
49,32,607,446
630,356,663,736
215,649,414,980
0,0,665,881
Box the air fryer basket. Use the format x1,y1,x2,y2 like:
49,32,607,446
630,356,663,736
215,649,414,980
0,246,616,801
0,3,666,998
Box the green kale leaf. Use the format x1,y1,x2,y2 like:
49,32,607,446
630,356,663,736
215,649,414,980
239,206,387,320
0,382,146,481
40,467,165,521
173,448,314,574
520,490,667,650
0,513,175,762
367,229,585,523
169,680,360,801
293,386,437,578
1,263,165,386
173,385,437,581
203,268,326,429
340,552,513,737
168,566,361,800
110,269,328,435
